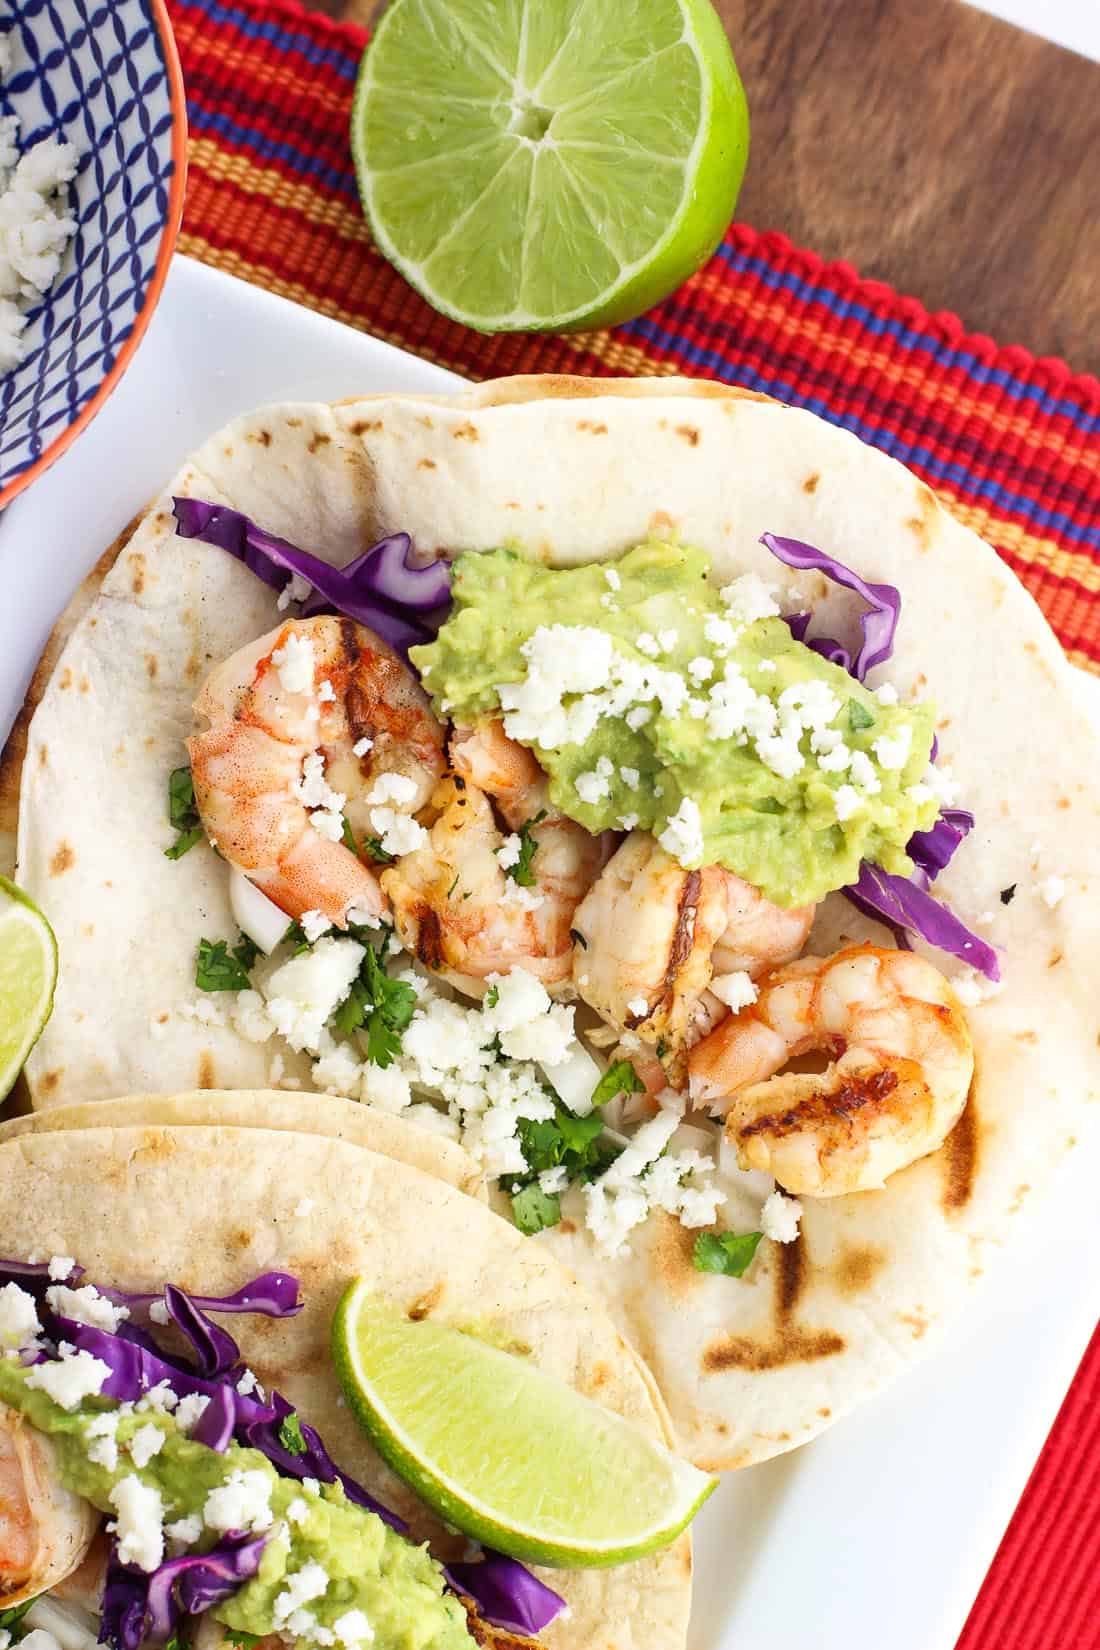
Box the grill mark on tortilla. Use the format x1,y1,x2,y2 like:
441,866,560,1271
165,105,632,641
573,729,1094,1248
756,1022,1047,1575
308,433,331,454
407,1282,443,1320
739,1067,899,1140
348,418,383,436
905,481,938,551
49,841,75,876
417,458,436,470
802,472,820,493
145,655,158,680
197,1053,216,1089
777,1234,805,1317
834,1245,885,1295
701,1324,845,1373
675,424,700,446
941,1090,979,1210
453,422,479,441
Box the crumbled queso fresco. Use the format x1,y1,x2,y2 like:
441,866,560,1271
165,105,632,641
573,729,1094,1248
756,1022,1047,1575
0,34,78,371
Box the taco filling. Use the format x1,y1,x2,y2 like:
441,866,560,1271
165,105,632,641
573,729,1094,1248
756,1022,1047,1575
162,506,990,1259
0,1259,562,1650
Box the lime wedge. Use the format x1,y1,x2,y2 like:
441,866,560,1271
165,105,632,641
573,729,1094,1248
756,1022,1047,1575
0,877,57,1101
332,1281,716,1566
352,0,749,332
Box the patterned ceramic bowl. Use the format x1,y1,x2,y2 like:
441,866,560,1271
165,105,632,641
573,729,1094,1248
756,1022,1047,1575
0,0,186,508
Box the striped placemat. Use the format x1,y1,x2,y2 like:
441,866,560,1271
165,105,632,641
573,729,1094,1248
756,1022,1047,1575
165,0,1100,1643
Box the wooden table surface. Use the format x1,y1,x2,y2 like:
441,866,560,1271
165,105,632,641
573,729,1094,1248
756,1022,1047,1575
308,0,1099,374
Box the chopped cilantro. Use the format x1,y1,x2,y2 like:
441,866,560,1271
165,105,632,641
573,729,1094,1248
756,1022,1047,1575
282,920,311,954
656,1038,668,1059
692,1229,763,1278
341,816,360,856
195,937,254,992
447,871,461,899
507,810,546,887
847,699,875,733
484,984,500,1009
331,932,416,1068
165,765,203,859
570,928,588,950
223,1634,262,1650
504,1100,619,1235
363,836,395,865
590,1058,644,1110
0,1601,35,1636
232,933,260,973
1000,884,1017,905
510,1184,561,1235
276,1412,307,1455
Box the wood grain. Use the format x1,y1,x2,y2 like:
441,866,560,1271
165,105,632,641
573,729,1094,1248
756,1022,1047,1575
306,0,1100,372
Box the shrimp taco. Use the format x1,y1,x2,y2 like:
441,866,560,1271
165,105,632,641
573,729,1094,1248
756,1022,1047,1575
6,376,1099,1472
0,1110,696,1649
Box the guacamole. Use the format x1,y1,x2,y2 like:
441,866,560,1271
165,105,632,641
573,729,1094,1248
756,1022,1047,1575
412,542,939,907
0,1360,471,1650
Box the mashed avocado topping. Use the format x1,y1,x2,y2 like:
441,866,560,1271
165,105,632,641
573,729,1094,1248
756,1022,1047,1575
412,542,940,907
0,1359,472,1650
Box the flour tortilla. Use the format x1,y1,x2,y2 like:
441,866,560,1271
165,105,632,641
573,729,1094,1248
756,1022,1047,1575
0,1116,691,1649
10,376,1100,1471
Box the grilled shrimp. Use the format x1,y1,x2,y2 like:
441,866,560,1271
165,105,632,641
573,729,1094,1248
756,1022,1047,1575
570,835,815,1056
189,617,445,926
570,834,731,1054
0,1404,99,1607
382,775,606,993
688,945,974,1195
450,717,548,830
713,873,816,978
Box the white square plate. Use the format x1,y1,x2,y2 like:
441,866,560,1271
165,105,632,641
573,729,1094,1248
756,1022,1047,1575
4,254,1098,1650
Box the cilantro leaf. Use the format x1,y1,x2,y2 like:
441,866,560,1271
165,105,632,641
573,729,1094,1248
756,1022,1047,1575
484,984,500,1009
507,810,546,887
511,1184,561,1235
692,1230,763,1278
0,1601,36,1636
590,1058,644,1110
223,1634,262,1650
195,938,253,992
331,933,417,1068
233,933,260,974
165,826,204,861
363,836,395,865
555,1107,605,1156
168,765,198,830
277,1413,307,1455
166,764,203,859
282,920,311,954
341,816,360,856
847,699,875,733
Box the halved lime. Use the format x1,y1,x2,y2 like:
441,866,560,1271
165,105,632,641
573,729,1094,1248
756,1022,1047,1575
332,1281,716,1566
0,877,57,1101
352,0,749,332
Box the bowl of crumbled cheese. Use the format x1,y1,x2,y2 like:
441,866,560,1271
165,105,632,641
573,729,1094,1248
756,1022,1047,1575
0,1,186,508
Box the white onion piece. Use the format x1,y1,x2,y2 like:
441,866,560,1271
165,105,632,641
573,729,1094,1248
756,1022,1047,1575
230,867,292,955
25,1599,101,1650
539,1039,604,1116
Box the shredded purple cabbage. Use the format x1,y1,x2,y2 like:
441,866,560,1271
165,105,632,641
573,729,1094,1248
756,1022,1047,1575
164,1285,241,1379
0,1258,82,1295
191,1385,237,1454
764,533,997,978
171,499,451,654
847,862,1000,979
103,1534,267,1649
241,1390,406,1532
100,1553,149,1650
763,532,901,681
445,1553,566,1637
51,1318,277,1428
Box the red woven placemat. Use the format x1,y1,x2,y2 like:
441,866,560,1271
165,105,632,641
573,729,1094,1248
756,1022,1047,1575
165,0,1100,1642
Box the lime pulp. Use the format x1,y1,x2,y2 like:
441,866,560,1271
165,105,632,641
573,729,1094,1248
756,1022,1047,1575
0,876,57,1101
331,1281,716,1567
352,0,749,333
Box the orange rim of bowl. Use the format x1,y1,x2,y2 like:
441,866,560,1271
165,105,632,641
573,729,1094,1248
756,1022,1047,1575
0,0,189,512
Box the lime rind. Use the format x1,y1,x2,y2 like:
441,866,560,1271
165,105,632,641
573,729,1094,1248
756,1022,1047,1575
332,1280,716,1568
0,875,58,1102
352,0,748,333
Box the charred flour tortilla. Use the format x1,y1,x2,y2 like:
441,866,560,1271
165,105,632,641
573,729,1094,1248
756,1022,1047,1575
0,1116,692,1650
9,377,1100,1471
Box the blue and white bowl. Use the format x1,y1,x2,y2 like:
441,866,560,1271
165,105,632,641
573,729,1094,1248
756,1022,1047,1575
0,0,185,507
